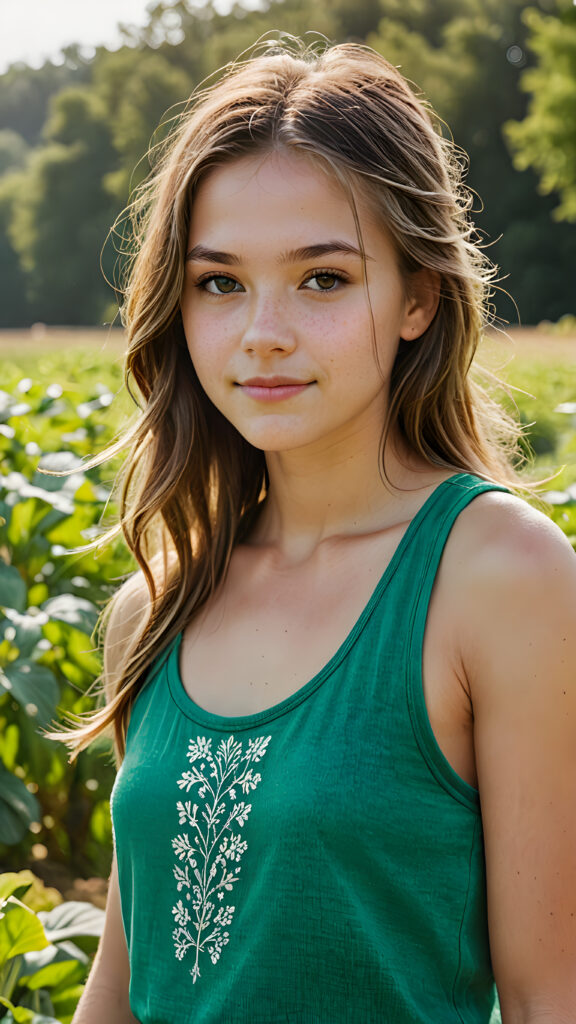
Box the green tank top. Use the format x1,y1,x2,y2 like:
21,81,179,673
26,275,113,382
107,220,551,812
111,473,506,1023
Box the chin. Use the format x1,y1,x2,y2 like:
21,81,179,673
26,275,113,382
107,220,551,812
238,425,318,454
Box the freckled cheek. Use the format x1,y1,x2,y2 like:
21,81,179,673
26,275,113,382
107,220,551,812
308,306,378,363
301,307,361,349
182,310,237,371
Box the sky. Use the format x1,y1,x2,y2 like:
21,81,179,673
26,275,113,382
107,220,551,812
0,0,167,74
4,1,574,74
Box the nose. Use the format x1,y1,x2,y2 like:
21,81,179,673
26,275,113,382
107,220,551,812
241,292,297,356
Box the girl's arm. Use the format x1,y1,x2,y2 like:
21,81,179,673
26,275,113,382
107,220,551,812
73,572,150,1023
71,853,137,1024
458,495,576,1023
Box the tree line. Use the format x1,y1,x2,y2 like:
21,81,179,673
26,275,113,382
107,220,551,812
0,0,574,328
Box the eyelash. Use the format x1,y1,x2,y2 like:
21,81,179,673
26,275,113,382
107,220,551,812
194,269,349,296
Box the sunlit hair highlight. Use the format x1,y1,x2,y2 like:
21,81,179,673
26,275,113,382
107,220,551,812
55,36,526,761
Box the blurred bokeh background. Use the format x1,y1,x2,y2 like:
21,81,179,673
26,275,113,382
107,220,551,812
0,0,575,328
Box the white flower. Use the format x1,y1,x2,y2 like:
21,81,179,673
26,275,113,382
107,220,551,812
246,735,271,763
208,931,230,964
240,770,262,793
214,905,235,927
188,737,212,763
172,900,190,926
177,771,196,793
227,834,247,861
172,834,196,862
232,802,252,827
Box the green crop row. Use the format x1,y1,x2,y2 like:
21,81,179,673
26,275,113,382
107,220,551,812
0,351,134,883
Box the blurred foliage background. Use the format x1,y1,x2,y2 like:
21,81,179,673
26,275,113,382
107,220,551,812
0,0,575,328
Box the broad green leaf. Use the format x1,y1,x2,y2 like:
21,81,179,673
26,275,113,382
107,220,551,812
0,723,20,771
0,876,33,904
0,563,27,614
50,982,86,1021
44,505,96,547
62,628,100,675
0,898,49,960
55,659,84,688
0,763,40,845
0,662,59,729
89,801,112,846
8,1011,61,1024
27,584,50,607
39,902,104,945
0,874,61,916
0,998,34,1023
14,987,55,1017
20,955,85,992
41,596,98,637
21,940,88,977
6,499,53,550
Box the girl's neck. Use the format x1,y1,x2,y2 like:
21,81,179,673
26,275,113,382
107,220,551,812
251,428,442,564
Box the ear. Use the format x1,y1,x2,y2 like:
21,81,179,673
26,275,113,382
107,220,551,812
399,269,440,341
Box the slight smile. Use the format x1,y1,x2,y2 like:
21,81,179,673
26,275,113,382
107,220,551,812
236,377,315,402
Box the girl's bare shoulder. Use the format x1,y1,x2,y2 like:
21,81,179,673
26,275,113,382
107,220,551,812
103,573,150,701
442,489,576,692
449,488,576,589
103,555,174,698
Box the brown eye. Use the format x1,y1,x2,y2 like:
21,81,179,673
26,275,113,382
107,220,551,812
303,271,346,292
200,275,242,295
316,274,337,290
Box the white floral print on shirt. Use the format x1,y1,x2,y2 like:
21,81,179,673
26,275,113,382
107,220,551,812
171,734,271,983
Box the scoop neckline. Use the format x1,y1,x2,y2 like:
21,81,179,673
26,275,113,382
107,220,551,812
166,472,474,731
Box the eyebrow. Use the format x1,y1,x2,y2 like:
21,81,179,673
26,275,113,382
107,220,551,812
184,241,373,264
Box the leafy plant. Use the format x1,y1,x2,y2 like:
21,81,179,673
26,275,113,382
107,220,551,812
0,358,134,876
0,870,104,1024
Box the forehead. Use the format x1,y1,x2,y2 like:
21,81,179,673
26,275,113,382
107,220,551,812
188,149,373,244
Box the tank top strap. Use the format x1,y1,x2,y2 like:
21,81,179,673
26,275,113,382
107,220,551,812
397,472,510,805
405,472,510,632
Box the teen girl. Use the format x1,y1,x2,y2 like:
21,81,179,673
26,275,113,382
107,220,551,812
68,38,576,1024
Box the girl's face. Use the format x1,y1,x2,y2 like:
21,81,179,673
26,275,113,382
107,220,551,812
181,149,436,456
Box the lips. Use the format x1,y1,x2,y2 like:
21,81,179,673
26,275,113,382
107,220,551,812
238,376,313,387
236,376,314,402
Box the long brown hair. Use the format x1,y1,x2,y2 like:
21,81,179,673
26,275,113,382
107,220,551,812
58,36,525,759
